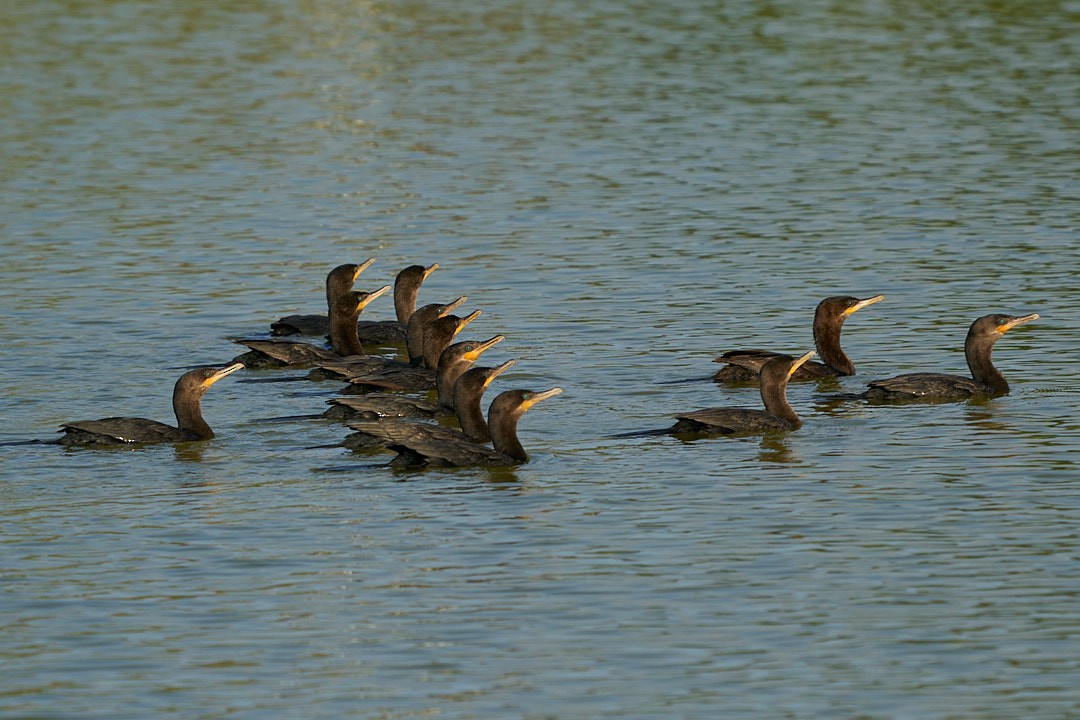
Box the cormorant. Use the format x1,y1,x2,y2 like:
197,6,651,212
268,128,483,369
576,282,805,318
713,295,884,382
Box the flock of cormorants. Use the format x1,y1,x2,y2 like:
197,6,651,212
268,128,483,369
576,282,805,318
35,260,1039,467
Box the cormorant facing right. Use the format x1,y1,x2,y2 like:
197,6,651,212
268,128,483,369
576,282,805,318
270,259,374,336
863,312,1038,401
670,350,815,435
405,296,469,367
713,295,884,382
357,263,440,345
347,387,562,467
233,285,389,368
57,363,244,447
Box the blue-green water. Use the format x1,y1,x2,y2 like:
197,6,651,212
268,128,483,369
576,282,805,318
3,1,1080,717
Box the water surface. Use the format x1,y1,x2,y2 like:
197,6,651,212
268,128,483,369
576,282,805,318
3,1,1080,717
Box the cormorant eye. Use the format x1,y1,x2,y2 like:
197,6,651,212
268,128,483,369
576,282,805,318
521,393,532,400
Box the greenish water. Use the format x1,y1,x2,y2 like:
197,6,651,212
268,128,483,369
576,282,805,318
3,1,1080,717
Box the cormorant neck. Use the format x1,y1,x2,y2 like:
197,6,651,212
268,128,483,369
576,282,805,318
760,375,800,428
422,324,457,370
813,315,854,375
405,306,438,365
454,382,491,443
488,409,526,462
437,358,470,409
965,331,1007,393
394,280,421,325
173,389,213,439
329,309,364,356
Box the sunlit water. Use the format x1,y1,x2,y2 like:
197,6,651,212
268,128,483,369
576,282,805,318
3,1,1080,717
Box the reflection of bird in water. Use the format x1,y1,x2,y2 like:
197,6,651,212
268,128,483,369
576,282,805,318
713,295,884,382
56,363,244,447
862,313,1038,402
338,359,517,452
233,286,390,368
270,259,374,336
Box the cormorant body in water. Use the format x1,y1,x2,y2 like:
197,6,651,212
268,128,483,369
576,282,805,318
339,358,516,451
270,259,374,336
57,363,244,446
320,337,504,422
318,303,481,392
234,285,389,368
667,350,815,435
347,387,562,467
713,295,884,382
863,313,1038,401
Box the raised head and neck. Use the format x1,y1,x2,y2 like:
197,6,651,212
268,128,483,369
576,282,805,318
758,351,815,428
964,313,1039,393
486,387,563,463
329,285,390,356
812,295,884,375
393,263,438,324
171,363,243,439
325,258,374,309
422,310,483,370
406,295,468,366
436,335,505,408
453,359,516,442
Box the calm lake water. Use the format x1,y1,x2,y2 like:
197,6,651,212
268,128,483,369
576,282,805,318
3,1,1080,717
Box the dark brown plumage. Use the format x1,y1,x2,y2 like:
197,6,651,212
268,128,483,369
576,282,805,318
323,393,443,422
713,295,884,382
451,360,518,443
435,335,505,409
338,359,516,452
357,263,440,345
319,339,505,422
420,310,483,370
347,387,562,467
405,296,469,367
669,350,815,435
57,363,244,447
864,313,1038,401
318,304,482,392
270,259,374,336
233,285,390,368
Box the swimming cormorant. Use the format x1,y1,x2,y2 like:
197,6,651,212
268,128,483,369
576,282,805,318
57,363,244,447
347,387,562,467
670,350,815,435
863,313,1038,401
713,295,884,382
270,259,374,336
